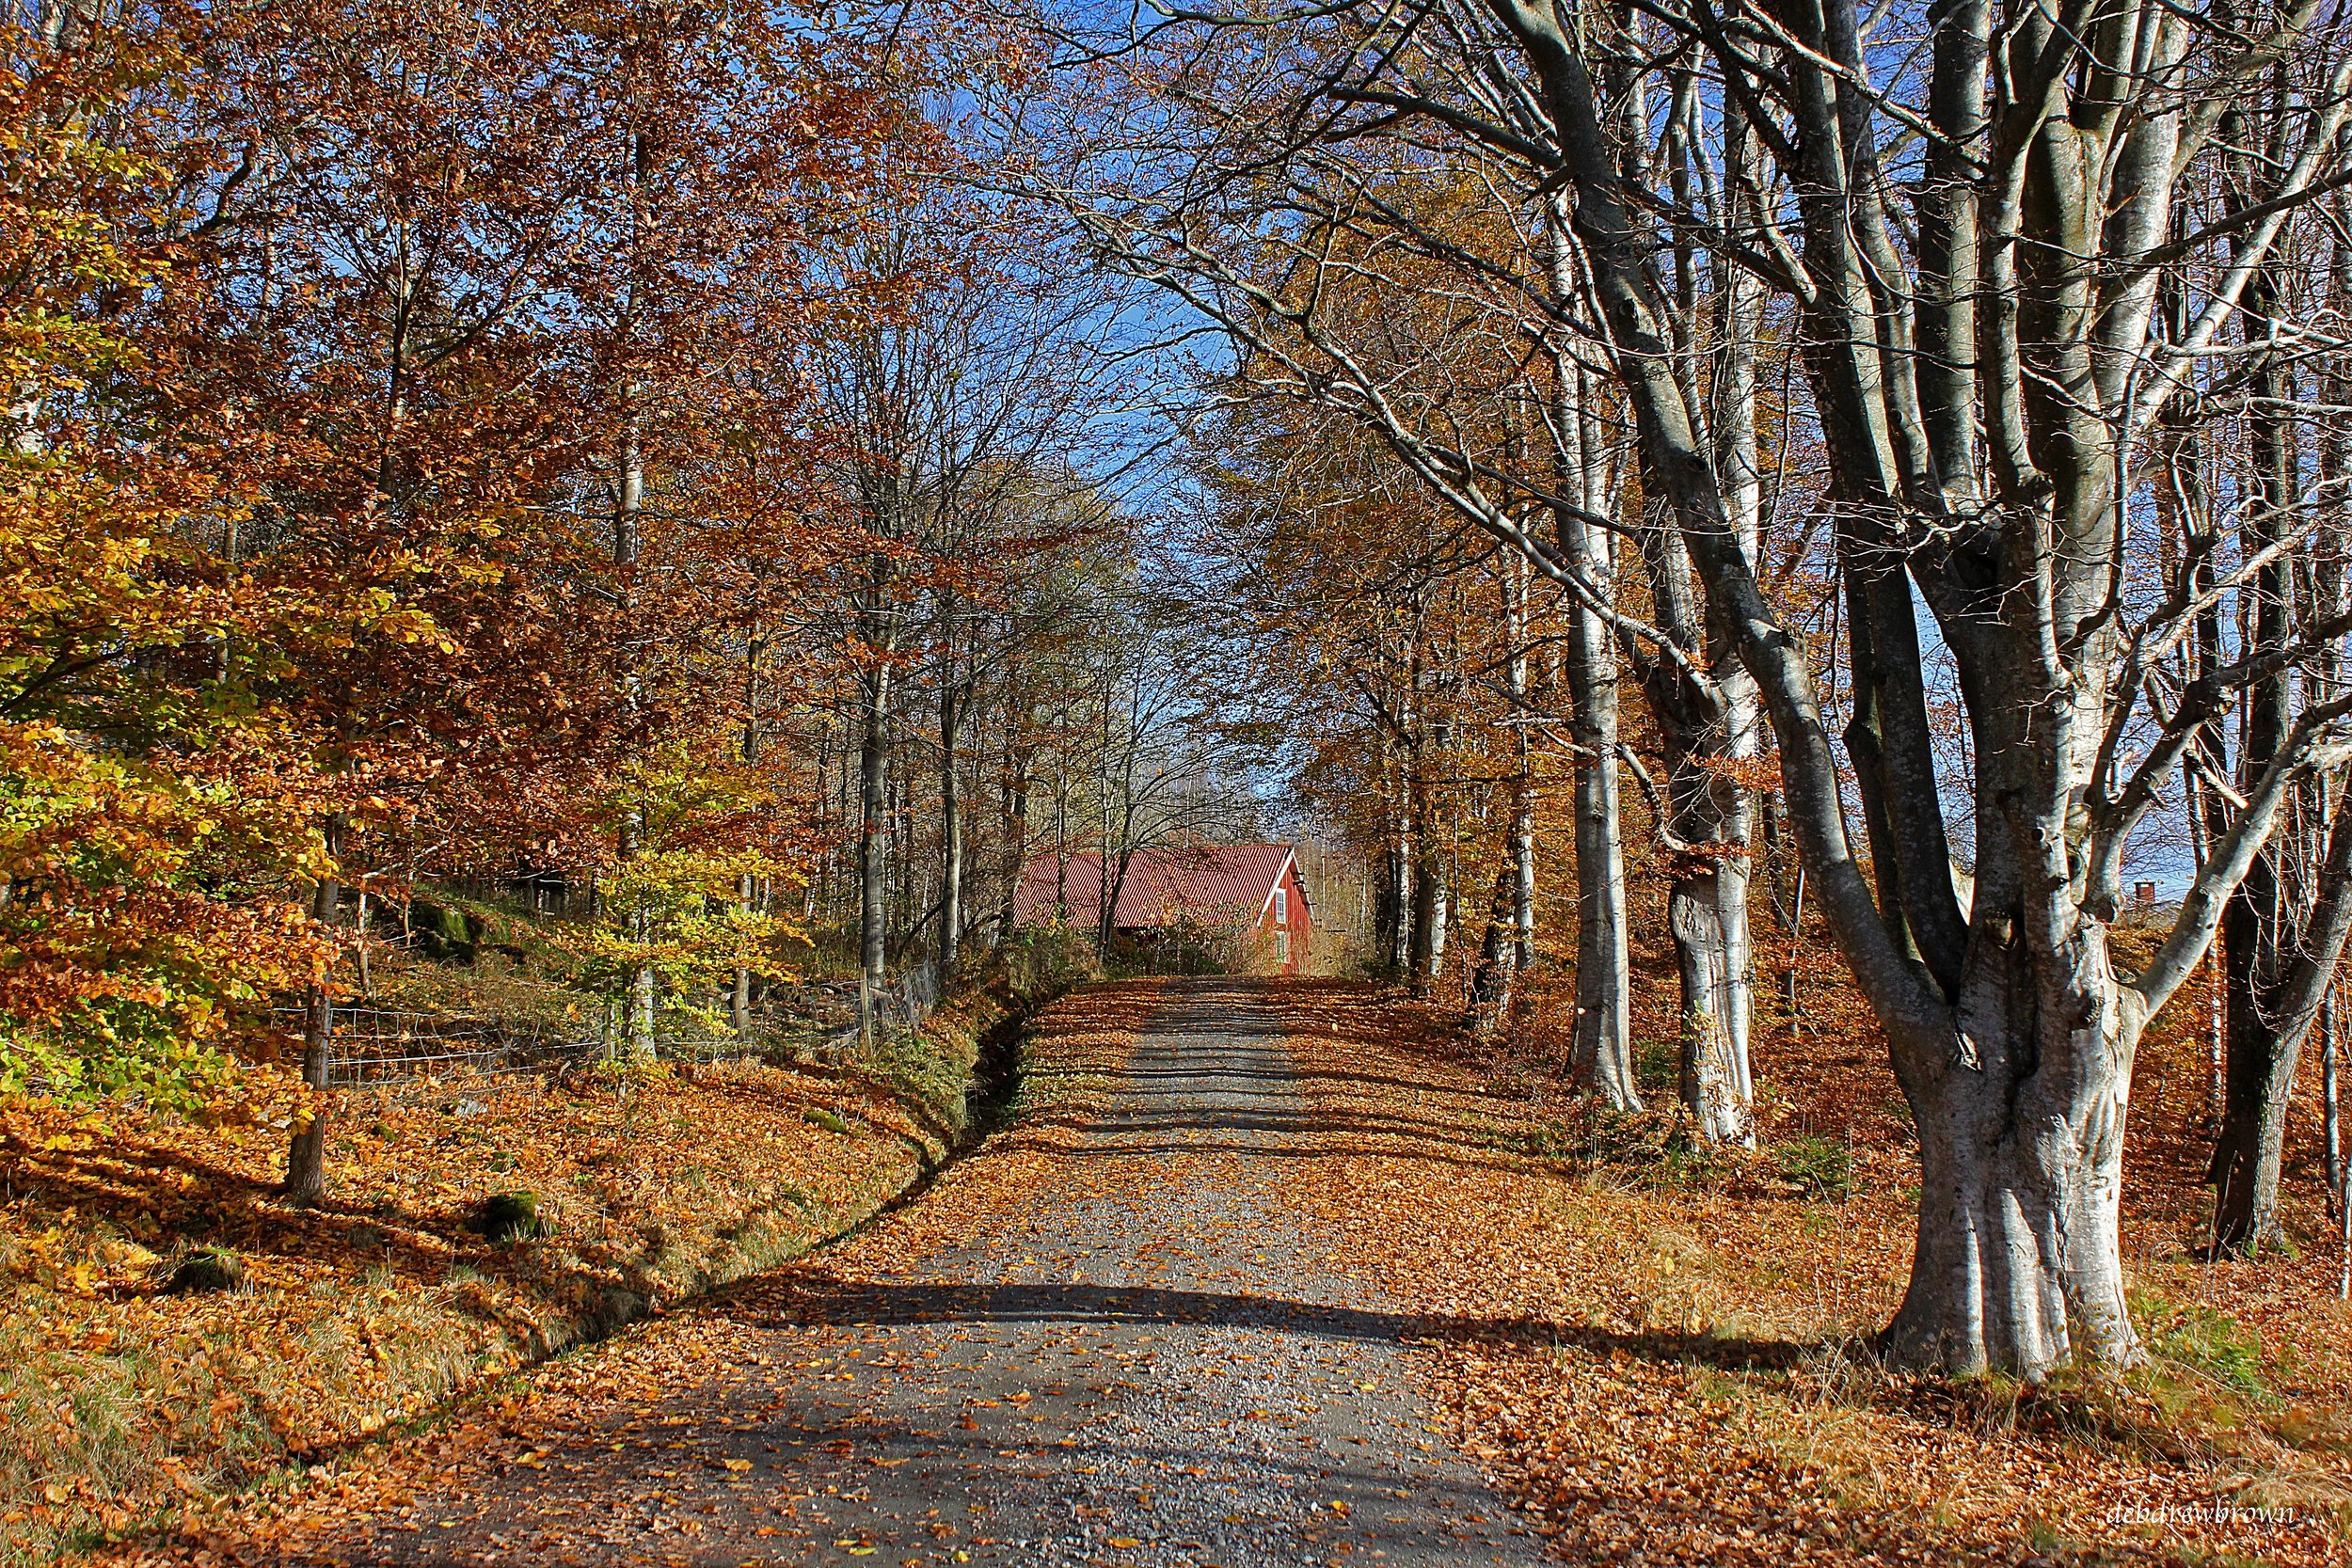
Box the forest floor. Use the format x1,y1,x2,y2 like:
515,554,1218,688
0,974,1032,1565
61,974,2352,1568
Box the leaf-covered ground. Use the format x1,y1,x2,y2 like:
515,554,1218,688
0,1008,989,1564
71,978,1555,1568
1279,973,2352,1565
23,970,2352,1567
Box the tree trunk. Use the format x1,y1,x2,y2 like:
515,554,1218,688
1883,964,2141,1376
940,678,962,972
616,390,655,1062
1552,361,1646,1109
1464,860,1518,1026
2327,987,2350,1298
734,642,762,1040
1503,553,1538,981
1635,494,1758,1144
1510,779,1535,976
2322,988,2343,1227
2210,255,2304,1255
1387,783,1415,976
1408,831,1447,997
1000,752,1028,937
1670,844,1756,1145
283,815,343,1205
2212,785,2352,1253
732,874,755,1042
857,661,891,1041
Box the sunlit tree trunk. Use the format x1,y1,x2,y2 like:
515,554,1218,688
284,815,342,1204
734,641,761,1042
1548,333,1634,1102
616,396,655,1060
938,609,964,972
857,632,893,1041
1505,553,1536,986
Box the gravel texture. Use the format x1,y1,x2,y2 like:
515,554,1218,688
314,978,1545,1567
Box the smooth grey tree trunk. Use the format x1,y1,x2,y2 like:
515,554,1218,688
1882,960,2142,1376
940,677,963,972
1549,348,1634,1106
616,398,655,1061
857,660,892,1041
1504,554,1537,981
1408,832,1448,996
1632,491,1758,1145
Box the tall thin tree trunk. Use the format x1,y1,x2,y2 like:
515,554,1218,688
940,674,962,972
615,392,656,1059
1504,554,1537,980
734,647,761,1042
2211,250,2304,1255
2322,987,2342,1226
1001,751,1028,938
1552,342,1634,1105
857,661,892,1042
284,815,343,1204
2329,986,2351,1297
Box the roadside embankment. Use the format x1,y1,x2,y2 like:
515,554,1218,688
0,955,1081,1564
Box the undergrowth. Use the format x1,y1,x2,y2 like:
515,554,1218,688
0,915,1092,1563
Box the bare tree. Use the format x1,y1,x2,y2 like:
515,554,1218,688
1015,0,2352,1376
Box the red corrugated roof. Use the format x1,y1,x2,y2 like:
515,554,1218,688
1012,844,1302,929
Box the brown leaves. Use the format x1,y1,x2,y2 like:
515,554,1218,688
1272,981,2352,1566
0,1053,941,1562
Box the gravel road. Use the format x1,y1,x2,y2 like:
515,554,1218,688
318,978,1546,1567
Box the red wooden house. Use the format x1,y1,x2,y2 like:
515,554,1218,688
1011,843,1314,973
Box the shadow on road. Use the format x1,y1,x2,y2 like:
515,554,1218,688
711,1268,1810,1372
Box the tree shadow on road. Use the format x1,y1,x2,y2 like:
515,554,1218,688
709,1267,1810,1372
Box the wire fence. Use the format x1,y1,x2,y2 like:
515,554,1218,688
271,961,947,1092
863,961,940,1036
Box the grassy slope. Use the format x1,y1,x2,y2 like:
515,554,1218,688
0,917,1066,1565
50,982,1155,1568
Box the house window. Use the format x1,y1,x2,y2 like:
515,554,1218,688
1273,886,1288,927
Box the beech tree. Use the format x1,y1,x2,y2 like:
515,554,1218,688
1021,0,2352,1374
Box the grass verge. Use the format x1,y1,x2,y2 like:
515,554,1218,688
1,941,1090,1565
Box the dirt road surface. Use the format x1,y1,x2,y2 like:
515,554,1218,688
245,978,1546,1568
